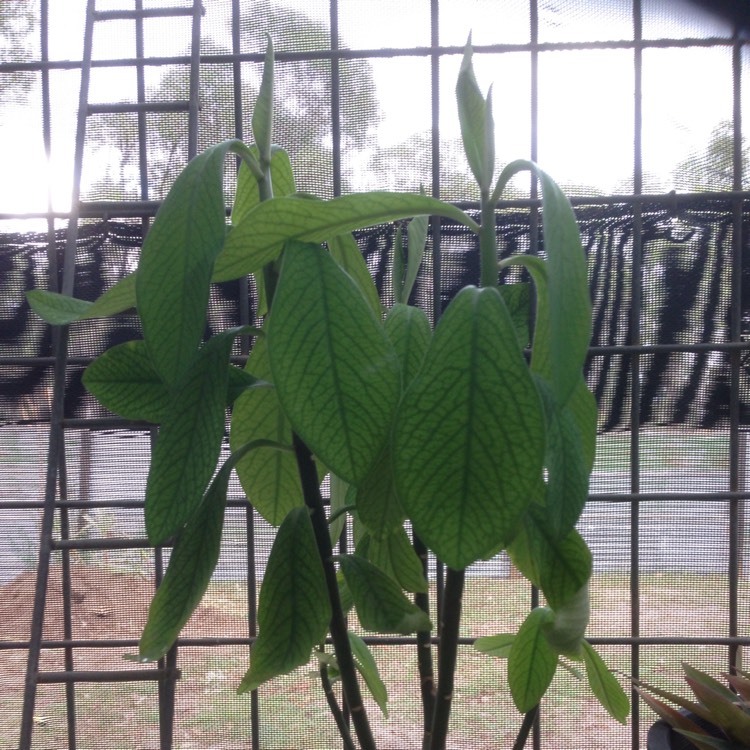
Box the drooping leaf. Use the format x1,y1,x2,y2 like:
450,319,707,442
393,285,546,570
474,633,516,659
328,233,381,319
83,340,168,423
348,631,389,717
498,282,531,349
137,140,236,388
268,241,401,485
402,213,429,303
358,526,428,594
508,510,592,613
508,606,558,713
230,335,305,526
385,303,431,389
580,641,629,724
145,329,238,545
138,440,258,661
239,506,331,693
26,289,92,325
337,554,432,635
214,192,478,283
544,583,590,656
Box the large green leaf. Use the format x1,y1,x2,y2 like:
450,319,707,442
392,285,546,570
230,335,305,525
355,446,405,540
268,241,401,485
474,633,515,659
214,192,478,283
137,140,236,388
145,330,237,545
251,35,274,168
384,303,431,389
239,506,331,693
337,554,431,635
138,441,258,661
580,641,629,724
328,233,381,319
83,340,168,423
508,607,558,713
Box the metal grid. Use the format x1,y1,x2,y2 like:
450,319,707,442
1,0,750,748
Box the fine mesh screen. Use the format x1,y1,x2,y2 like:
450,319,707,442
1,1,750,749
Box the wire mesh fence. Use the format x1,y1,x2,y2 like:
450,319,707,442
1,1,750,748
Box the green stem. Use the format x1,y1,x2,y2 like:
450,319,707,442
413,534,436,750
292,433,377,750
429,567,465,750
319,654,357,750
479,188,498,288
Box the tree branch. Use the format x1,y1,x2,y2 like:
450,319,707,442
318,653,357,750
413,533,436,750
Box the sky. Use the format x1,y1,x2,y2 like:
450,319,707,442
0,0,744,220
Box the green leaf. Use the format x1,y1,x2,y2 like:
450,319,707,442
508,607,558,713
536,376,597,537
637,691,721,750
508,509,592,612
145,329,238,545
230,335,305,526
385,303,431,389
27,270,139,325
252,35,274,167
391,224,405,305
328,473,349,547
402,213,428,302
26,289,93,325
137,140,236,388
498,282,531,349
355,446,405,540
685,674,750,741
337,554,432,635
328,233,381,319
348,631,389,717
456,40,494,191
138,440,258,661
83,340,168,423
580,641,629,724
474,633,515,659
232,146,297,226
239,507,331,693
544,583,590,656
358,526,428,594
214,192,478,283
674,731,734,750
226,364,269,405
268,241,401,485
393,285,546,570
495,161,591,406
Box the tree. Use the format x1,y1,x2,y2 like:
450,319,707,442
85,0,381,201
673,120,750,192
0,0,36,104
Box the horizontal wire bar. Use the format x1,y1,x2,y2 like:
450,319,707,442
87,100,191,115
50,537,170,551
36,668,180,683
93,6,200,21
0,35,746,75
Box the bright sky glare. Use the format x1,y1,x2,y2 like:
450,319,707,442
0,0,742,218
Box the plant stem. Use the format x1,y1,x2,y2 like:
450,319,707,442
319,655,357,750
512,705,539,750
429,567,466,750
413,534,436,750
292,433,377,750
479,188,498,288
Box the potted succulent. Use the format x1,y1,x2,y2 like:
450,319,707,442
28,38,629,749
637,663,750,750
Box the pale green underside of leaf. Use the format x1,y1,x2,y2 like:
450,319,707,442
357,526,428,594
328,233,381,320
239,507,331,693
474,633,515,659
348,631,389,717
214,192,478,283
393,285,546,570
384,303,431,391
337,554,431,635
268,242,401,485
508,607,558,713
580,641,630,724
